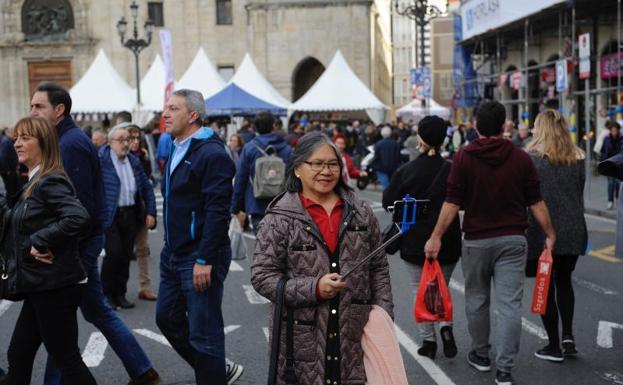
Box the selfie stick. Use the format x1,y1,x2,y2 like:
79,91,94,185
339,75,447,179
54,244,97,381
341,195,417,279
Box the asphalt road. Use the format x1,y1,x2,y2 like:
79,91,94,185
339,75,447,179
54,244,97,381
0,187,622,385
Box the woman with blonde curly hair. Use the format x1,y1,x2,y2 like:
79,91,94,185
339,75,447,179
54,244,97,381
525,109,587,363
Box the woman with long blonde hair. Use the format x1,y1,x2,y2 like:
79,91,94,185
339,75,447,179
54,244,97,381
525,109,587,363
0,117,96,384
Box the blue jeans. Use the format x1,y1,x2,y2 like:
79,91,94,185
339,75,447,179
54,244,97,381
377,171,391,189
44,235,152,385
156,247,230,385
607,176,620,203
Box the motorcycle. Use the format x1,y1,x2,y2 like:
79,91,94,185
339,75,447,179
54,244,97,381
356,145,377,190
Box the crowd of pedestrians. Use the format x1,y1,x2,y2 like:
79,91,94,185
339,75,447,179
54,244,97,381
0,82,607,385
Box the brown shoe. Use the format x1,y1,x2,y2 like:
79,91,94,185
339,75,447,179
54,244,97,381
138,289,158,301
127,368,161,385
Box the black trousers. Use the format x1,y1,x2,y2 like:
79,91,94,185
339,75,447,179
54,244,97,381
5,284,96,385
101,206,139,297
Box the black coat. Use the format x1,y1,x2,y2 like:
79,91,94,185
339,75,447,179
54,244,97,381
382,154,461,266
0,172,89,295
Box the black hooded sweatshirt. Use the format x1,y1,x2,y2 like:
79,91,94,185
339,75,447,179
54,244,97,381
445,137,542,240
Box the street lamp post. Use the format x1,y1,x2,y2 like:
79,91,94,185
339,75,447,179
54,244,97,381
395,0,442,68
117,1,154,105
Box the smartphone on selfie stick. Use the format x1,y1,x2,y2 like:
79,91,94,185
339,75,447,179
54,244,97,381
341,195,429,279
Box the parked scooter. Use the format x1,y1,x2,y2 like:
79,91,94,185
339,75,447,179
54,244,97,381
356,145,377,190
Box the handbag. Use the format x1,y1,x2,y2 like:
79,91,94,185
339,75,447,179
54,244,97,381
531,249,553,315
267,277,298,385
382,161,450,254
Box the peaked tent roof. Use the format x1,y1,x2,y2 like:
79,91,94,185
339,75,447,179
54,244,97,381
177,47,225,99
290,50,388,112
70,49,135,113
396,98,451,122
136,54,165,112
205,83,287,117
230,53,291,108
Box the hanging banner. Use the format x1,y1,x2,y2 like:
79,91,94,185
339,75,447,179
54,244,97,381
556,59,568,92
461,0,565,41
579,33,591,80
160,29,174,132
600,52,623,80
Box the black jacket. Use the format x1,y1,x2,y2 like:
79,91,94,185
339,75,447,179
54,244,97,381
0,172,89,295
382,154,461,266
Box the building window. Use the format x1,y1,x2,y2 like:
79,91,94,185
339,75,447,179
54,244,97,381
216,0,232,25
148,2,164,27
218,66,235,82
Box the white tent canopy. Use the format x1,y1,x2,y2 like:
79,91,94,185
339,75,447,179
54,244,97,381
396,98,451,123
230,53,291,108
290,50,389,124
177,47,225,99
70,49,134,113
136,54,165,112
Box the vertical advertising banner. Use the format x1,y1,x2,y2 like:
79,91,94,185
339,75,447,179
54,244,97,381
160,29,174,132
579,33,591,80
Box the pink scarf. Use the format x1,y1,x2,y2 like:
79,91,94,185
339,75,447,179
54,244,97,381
362,305,409,385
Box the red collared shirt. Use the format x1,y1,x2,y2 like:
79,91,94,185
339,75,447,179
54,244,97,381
299,194,344,254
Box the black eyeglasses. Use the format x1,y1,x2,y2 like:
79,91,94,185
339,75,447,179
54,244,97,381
303,160,340,172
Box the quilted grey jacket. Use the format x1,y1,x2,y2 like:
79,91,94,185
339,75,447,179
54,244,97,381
251,191,394,385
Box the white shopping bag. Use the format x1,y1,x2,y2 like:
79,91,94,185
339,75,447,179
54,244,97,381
229,218,248,261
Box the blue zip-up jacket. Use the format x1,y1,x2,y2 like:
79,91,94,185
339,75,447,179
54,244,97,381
98,145,157,230
57,116,106,237
162,127,235,265
230,133,291,216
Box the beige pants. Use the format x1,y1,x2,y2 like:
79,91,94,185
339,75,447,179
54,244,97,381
135,223,151,290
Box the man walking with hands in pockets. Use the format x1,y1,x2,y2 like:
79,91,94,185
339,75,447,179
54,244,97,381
155,89,243,385
424,101,556,385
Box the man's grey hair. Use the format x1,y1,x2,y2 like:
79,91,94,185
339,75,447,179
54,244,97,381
381,125,392,138
173,89,206,126
108,124,129,141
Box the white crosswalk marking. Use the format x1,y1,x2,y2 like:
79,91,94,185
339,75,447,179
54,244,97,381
242,285,270,304
230,261,244,271
263,327,270,342
395,325,457,385
82,332,108,367
224,325,241,334
134,328,171,347
0,300,12,317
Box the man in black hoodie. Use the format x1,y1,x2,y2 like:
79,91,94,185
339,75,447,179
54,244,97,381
424,101,556,385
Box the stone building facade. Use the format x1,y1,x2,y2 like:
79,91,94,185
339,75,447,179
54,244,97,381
0,0,392,127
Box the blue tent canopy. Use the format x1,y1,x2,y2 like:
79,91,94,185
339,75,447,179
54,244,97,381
204,83,287,117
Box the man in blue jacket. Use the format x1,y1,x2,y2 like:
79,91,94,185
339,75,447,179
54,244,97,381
230,111,291,233
374,125,402,189
156,89,242,385
30,82,160,385
99,124,157,309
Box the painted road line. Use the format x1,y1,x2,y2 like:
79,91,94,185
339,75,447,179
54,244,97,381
242,284,270,304
585,213,616,224
0,300,12,317
395,325,457,385
600,371,623,384
224,325,241,334
589,245,622,263
573,276,619,296
597,321,623,348
134,328,171,347
230,261,244,272
263,327,270,342
82,332,108,367
449,279,548,340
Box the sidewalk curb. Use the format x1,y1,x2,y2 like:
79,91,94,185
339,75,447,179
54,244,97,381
585,207,617,220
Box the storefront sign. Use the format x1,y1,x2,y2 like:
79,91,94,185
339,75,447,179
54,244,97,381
600,52,623,80
460,0,565,41
579,33,591,80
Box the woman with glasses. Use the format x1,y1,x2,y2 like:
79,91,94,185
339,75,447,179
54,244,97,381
251,132,393,385
525,109,587,362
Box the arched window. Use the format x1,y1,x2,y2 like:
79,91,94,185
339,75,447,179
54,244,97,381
22,0,74,41
292,57,325,102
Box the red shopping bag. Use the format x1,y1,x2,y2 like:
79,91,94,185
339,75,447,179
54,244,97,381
414,258,453,323
531,249,553,315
